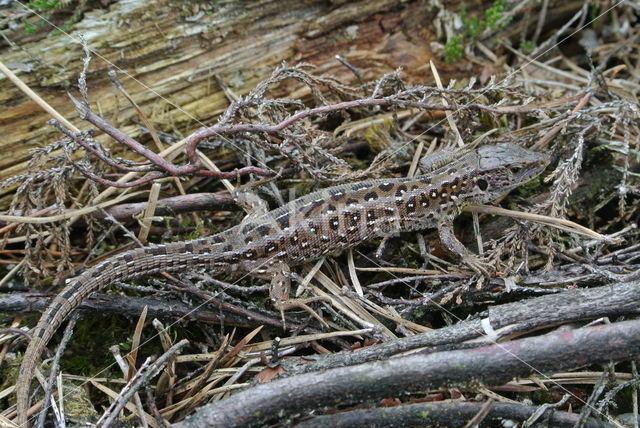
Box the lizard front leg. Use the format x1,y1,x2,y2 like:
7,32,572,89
233,169,284,219
437,217,492,276
234,185,271,218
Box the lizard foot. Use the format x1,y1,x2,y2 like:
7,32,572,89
268,263,330,329
460,254,494,277
274,297,331,329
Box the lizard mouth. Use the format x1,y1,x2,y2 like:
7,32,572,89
511,155,550,183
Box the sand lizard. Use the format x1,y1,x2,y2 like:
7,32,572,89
15,143,548,425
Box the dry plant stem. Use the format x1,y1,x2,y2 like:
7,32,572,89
293,401,612,428
150,319,176,408
532,91,593,150
160,276,298,330
0,61,78,132
183,94,530,151
76,169,166,189
175,319,640,427
0,206,55,234
0,191,147,224
532,0,549,43
0,327,32,340
69,95,274,184
465,204,609,241
108,71,166,154
70,95,194,174
138,183,161,243
429,60,463,148
128,307,149,382
98,358,152,428
96,339,188,428
188,274,269,294
578,369,610,427
54,123,158,174
36,315,77,428
144,386,168,428
280,279,640,376
462,399,494,428
365,274,462,289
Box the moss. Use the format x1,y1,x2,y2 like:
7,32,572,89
445,0,511,63
484,0,508,29
521,40,536,54
0,351,21,404
21,0,86,36
61,312,170,381
507,175,547,207
60,384,100,422
363,118,394,152
444,36,464,64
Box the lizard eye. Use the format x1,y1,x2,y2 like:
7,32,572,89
477,179,488,191
509,166,522,174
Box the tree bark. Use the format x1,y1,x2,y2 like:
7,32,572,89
295,401,613,428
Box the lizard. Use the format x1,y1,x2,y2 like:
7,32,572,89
15,143,548,426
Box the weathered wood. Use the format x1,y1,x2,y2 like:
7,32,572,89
0,0,588,208
0,0,442,206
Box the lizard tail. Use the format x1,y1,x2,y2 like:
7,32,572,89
16,241,230,426
16,302,66,427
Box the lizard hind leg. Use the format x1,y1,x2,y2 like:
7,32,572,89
268,263,329,328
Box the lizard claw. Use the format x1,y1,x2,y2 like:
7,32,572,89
269,263,330,328
274,297,331,329
461,254,494,277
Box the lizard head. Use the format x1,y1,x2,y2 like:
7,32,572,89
463,143,549,203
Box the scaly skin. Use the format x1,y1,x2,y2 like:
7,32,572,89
15,143,548,425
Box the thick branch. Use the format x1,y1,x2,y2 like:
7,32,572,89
173,319,640,427
281,279,640,375
295,401,612,428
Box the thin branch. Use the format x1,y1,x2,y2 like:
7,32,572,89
51,121,156,173
68,94,275,183
96,339,188,428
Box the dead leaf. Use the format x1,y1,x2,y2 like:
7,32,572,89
255,365,285,383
